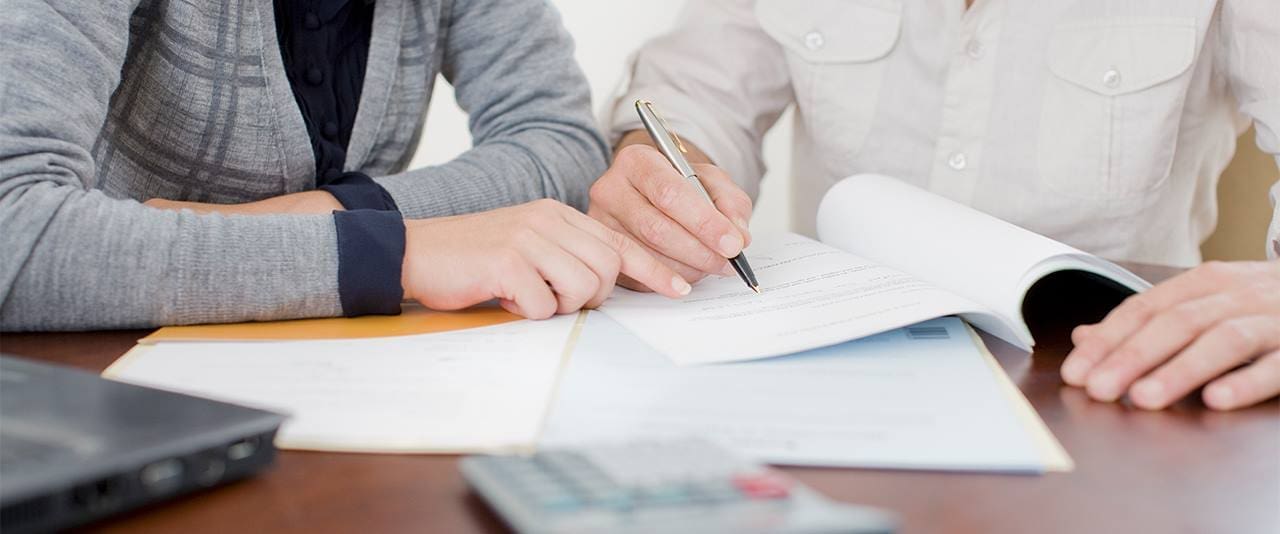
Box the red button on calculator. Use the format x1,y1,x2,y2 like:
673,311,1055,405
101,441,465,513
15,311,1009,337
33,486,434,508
732,472,792,500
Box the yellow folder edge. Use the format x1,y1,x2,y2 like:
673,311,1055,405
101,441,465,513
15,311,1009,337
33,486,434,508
967,325,1075,472
137,304,520,344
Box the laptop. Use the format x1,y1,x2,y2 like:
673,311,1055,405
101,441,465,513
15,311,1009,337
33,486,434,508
0,354,284,533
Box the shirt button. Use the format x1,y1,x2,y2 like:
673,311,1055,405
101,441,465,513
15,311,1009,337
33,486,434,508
303,12,320,30
305,67,324,86
1102,68,1121,89
804,31,825,51
947,152,968,171
322,121,339,140
965,39,984,59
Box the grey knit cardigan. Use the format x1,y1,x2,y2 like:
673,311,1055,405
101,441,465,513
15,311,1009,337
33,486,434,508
0,0,609,330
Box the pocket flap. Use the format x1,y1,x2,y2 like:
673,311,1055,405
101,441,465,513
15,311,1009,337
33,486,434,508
1047,18,1197,96
756,0,902,63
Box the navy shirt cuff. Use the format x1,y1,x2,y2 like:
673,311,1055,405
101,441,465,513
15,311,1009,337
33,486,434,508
320,171,400,211
333,209,406,316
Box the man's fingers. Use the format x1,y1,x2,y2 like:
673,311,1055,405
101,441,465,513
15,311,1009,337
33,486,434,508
1082,290,1276,402
603,181,728,275
1203,349,1280,411
563,210,691,299
1124,315,1280,409
628,156,745,260
693,163,753,244
1062,263,1242,384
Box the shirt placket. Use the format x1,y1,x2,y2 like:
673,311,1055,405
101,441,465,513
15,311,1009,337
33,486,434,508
927,1,1004,205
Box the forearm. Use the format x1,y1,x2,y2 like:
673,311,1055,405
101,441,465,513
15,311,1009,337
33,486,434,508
145,190,345,216
376,123,606,219
0,185,343,331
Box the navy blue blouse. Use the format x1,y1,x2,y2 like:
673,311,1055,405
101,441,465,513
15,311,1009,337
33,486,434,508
275,0,405,316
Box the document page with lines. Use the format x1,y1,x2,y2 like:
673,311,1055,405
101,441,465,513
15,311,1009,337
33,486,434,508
600,174,1149,366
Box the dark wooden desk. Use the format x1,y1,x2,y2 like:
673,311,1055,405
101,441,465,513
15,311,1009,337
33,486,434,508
3,264,1277,534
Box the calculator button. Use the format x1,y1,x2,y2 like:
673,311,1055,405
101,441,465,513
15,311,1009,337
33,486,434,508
731,473,793,500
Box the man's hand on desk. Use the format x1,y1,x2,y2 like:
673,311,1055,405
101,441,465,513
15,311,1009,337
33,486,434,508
1062,260,1280,411
401,199,691,319
144,190,344,215
588,130,753,291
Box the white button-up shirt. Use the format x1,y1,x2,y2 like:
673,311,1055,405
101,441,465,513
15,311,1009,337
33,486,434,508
606,0,1280,267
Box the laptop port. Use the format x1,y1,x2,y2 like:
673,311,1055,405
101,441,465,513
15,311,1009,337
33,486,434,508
191,452,226,487
227,436,259,462
69,476,125,513
140,458,184,495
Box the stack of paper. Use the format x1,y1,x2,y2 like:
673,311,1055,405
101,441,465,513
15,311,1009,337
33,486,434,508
106,311,583,453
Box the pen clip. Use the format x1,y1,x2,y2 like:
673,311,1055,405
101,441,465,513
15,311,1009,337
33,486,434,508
639,100,688,155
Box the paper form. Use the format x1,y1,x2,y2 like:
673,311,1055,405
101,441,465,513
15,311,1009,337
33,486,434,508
105,314,582,453
599,232,987,365
541,313,1065,473
817,175,1150,348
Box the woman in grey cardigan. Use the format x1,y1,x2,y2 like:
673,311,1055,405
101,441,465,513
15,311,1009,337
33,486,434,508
0,0,690,331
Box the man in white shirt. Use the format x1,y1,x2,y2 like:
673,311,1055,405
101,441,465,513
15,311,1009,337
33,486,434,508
587,0,1280,410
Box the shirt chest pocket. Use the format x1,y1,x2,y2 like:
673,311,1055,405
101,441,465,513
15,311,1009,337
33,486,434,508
756,0,901,169
1038,18,1197,200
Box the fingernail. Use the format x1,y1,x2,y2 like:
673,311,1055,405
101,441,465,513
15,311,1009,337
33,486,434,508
672,276,691,296
1087,371,1121,402
1131,379,1164,409
1205,384,1235,410
718,234,744,257
1060,356,1091,385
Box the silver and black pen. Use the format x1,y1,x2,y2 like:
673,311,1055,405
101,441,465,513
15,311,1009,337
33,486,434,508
635,99,760,294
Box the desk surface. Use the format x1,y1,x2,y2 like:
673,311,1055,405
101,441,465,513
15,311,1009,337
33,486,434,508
3,264,1277,534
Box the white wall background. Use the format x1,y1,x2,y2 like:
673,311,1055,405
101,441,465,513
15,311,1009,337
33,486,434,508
407,0,795,234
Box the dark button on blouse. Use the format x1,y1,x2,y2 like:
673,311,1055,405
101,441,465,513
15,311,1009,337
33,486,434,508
305,66,324,86
322,121,339,140
275,0,405,317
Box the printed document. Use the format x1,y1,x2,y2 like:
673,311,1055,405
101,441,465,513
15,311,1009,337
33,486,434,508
105,315,581,453
541,313,1071,473
601,174,1148,365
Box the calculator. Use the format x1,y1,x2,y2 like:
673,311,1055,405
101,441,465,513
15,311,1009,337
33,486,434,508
461,439,896,534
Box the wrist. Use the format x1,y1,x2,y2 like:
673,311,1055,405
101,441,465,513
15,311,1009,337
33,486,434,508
400,219,426,302
616,129,714,165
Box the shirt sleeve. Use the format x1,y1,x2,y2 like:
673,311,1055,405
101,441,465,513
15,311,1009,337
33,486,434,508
605,0,795,201
372,0,609,219
332,209,405,316
0,0,346,331
323,172,405,317
1220,0,1280,260
321,171,400,211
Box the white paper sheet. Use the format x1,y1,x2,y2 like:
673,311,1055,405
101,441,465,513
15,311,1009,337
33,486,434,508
542,313,1064,473
599,232,987,365
105,315,581,453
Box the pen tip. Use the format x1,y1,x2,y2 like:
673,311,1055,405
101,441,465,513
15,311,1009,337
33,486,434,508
752,285,761,294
